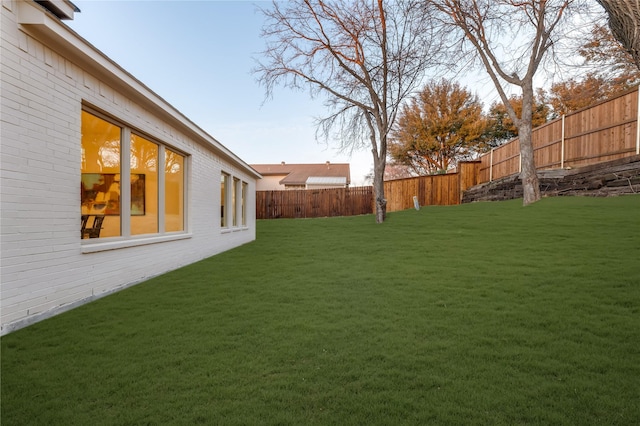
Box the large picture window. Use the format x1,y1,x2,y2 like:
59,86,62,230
81,109,186,240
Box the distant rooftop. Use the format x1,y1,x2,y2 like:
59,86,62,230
251,161,351,186
306,176,348,186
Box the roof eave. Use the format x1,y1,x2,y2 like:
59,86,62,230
17,0,261,180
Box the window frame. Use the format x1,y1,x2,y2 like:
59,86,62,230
232,177,240,227
220,172,249,232
221,172,230,228
241,181,248,227
81,107,189,251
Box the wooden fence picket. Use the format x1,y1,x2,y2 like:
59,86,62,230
480,88,639,182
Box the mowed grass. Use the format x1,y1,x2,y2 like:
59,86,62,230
2,196,639,425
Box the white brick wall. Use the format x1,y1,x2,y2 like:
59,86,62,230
0,1,259,335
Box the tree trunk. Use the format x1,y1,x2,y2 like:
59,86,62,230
373,155,387,223
519,83,541,205
519,126,541,205
597,0,640,70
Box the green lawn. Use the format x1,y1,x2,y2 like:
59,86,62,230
2,196,639,425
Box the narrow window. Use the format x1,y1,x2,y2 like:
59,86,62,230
221,172,229,228
130,134,158,235
242,181,248,226
81,111,122,238
232,177,240,227
165,149,184,232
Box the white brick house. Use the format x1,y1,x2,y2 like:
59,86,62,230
0,0,261,335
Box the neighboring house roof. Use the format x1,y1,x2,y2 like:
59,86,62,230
306,176,347,186
251,162,351,186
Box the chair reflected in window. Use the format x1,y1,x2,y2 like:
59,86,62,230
81,214,105,239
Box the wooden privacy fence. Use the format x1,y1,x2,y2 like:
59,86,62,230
256,162,481,218
256,186,373,219
257,90,638,219
384,161,480,211
480,88,640,183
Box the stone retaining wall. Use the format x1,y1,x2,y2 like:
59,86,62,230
462,155,640,203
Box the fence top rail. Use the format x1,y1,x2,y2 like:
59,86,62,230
479,87,639,164
562,85,638,118
256,186,374,194
384,172,459,183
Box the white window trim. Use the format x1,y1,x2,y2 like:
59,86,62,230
220,173,250,233
242,181,248,227
81,233,193,253
221,172,230,229
81,107,188,248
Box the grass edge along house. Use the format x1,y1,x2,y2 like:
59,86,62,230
0,0,261,335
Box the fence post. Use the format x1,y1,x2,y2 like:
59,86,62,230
636,86,640,155
561,114,566,168
489,148,494,182
519,153,522,173
458,161,481,203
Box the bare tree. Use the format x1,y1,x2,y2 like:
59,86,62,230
596,0,640,70
254,0,443,222
432,0,581,206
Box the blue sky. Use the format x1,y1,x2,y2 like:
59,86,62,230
67,0,375,185
65,1,593,186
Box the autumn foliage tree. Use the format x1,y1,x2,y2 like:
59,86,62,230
389,79,489,174
579,24,640,88
546,75,609,117
254,0,443,223
545,24,640,116
486,94,550,147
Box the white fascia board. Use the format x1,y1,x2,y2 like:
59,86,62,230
16,0,260,179
35,0,79,20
